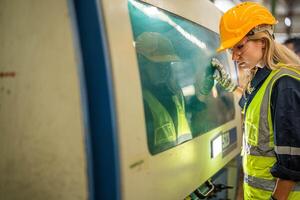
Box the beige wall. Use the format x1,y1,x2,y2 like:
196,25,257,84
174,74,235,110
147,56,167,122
0,1,88,199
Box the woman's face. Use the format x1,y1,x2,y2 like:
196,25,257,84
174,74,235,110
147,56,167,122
230,37,265,70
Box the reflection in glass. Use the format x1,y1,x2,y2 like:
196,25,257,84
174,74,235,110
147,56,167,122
128,0,235,155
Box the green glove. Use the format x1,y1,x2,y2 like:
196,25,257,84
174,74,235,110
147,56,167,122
196,64,215,95
211,58,237,92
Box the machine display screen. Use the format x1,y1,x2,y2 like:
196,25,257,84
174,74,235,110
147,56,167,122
128,0,236,155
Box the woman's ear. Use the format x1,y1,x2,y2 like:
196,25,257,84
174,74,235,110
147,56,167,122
261,38,267,48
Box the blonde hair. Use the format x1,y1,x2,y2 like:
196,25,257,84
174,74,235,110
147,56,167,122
243,31,300,92
249,31,300,68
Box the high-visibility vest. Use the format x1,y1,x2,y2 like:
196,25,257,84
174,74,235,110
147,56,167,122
143,89,192,149
243,66,300,200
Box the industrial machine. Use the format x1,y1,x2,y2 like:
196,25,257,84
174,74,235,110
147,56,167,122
0,0,242,199
100,0,243,199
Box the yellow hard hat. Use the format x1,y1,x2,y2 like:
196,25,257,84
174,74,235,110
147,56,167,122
217,2,277,52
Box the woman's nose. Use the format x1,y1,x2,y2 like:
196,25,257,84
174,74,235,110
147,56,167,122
232,51,241,61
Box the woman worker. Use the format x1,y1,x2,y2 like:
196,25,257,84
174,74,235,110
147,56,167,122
211,2,300,200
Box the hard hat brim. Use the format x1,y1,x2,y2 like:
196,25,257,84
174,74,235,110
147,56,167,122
217,36,244,52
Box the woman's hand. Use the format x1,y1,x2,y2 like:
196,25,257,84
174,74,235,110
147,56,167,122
211,58,238,92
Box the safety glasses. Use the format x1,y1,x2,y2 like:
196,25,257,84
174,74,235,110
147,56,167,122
228,37,249,55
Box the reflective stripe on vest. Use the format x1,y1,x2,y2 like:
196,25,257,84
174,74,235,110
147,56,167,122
275,146,300,155
243,67,300,195
143,90,191,146
244,173,300,191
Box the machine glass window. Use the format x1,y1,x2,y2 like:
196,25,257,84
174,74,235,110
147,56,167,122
128,0,235,155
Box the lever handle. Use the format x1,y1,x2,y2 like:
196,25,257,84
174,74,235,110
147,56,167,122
193,180,215,199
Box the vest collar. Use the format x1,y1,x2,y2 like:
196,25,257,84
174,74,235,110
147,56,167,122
250,66,271,90
239,66,271,109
